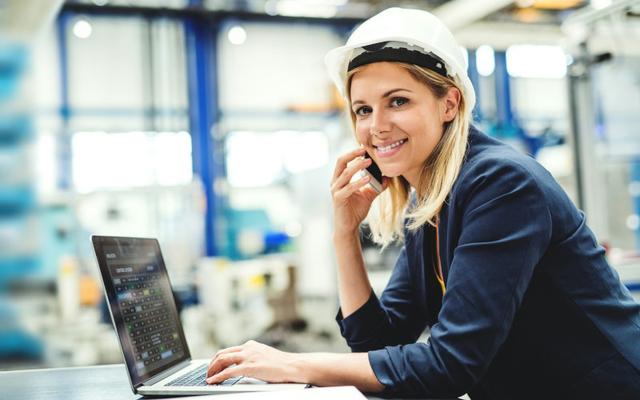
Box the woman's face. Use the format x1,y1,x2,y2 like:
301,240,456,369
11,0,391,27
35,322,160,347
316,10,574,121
349,62,459,188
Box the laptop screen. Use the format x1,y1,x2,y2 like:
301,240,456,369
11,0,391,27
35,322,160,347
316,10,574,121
92,236,191,388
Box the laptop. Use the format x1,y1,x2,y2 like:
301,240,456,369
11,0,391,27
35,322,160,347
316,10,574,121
92,235,308,395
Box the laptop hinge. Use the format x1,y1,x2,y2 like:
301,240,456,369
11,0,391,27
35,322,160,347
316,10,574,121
143,359,193,386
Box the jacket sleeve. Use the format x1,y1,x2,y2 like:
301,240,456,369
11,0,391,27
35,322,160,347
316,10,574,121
368,160,553,398
336,244,430,352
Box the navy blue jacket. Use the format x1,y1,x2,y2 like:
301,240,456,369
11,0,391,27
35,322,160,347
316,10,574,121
337,127,640,399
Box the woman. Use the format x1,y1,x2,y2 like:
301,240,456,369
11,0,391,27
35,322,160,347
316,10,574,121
206,8,640,399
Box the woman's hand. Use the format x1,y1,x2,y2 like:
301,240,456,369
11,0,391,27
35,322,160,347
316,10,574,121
207,341,384,393
206,340,302,385
330,148,388,237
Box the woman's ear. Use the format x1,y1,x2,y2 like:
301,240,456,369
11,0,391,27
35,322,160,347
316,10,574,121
442,87,461,122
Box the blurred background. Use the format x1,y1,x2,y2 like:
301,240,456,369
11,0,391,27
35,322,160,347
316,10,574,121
0,0,639,371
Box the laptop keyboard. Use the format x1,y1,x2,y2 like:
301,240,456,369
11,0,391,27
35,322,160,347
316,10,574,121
167,364,242,387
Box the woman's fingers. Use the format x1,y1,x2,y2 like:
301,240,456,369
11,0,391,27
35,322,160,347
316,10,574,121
331,147,366,183
206,364,245,385
207,352,244,378
333,173,371,202
330,157,372,194
214,345,243,358
207,346,243,374
205,341,297,385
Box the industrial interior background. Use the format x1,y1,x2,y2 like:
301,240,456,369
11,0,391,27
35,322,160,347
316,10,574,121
0,0,639,372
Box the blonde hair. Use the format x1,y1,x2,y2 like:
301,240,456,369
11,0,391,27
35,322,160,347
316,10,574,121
346,63,471,249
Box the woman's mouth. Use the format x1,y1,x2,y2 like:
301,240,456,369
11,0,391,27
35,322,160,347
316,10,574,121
375,138,407,157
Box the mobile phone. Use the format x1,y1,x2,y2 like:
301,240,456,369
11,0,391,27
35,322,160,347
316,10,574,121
363,151,383,193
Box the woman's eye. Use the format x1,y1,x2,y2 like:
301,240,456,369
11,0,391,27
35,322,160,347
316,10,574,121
390,97,408,107
355,106,371,116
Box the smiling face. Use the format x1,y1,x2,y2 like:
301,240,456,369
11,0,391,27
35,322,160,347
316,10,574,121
349,62,459,188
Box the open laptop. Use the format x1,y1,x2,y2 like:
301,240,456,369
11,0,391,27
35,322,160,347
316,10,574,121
92,235,308,395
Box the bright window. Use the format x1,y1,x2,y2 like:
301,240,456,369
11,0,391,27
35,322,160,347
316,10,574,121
72,131,192,192
476,45,495,77
506,45,567,79
225,130,329,187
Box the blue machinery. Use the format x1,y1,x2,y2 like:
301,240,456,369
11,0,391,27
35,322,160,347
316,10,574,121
0,42,43,360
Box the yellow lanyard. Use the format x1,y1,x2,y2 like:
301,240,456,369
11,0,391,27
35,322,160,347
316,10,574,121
434,221,446,295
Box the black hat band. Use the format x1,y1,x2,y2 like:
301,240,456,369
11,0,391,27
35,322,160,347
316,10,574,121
347,46,448,78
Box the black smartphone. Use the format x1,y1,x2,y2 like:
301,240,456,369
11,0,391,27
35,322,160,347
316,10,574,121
363,151,383,193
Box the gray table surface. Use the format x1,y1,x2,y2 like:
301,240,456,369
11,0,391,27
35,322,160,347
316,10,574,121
0,364,459,400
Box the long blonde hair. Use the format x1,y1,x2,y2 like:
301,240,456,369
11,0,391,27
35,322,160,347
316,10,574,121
346,63,471,249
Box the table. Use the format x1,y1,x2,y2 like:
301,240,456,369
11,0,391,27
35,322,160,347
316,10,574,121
0,364,459,400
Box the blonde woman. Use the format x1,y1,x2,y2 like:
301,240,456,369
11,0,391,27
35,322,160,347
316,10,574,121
206,8,640,399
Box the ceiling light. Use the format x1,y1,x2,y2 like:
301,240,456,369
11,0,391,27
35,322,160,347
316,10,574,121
227,26,247,45
73,19,93,39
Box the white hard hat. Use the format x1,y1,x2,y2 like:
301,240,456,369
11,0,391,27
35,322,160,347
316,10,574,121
325,7,475,114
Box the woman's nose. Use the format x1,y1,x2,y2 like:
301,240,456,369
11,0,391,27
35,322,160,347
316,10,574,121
370,109,391,135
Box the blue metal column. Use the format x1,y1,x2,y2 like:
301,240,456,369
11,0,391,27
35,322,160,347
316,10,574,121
56,13,73,191
466,48,482,122
493,50,535,153
494,51,513,128
185,14,221,257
